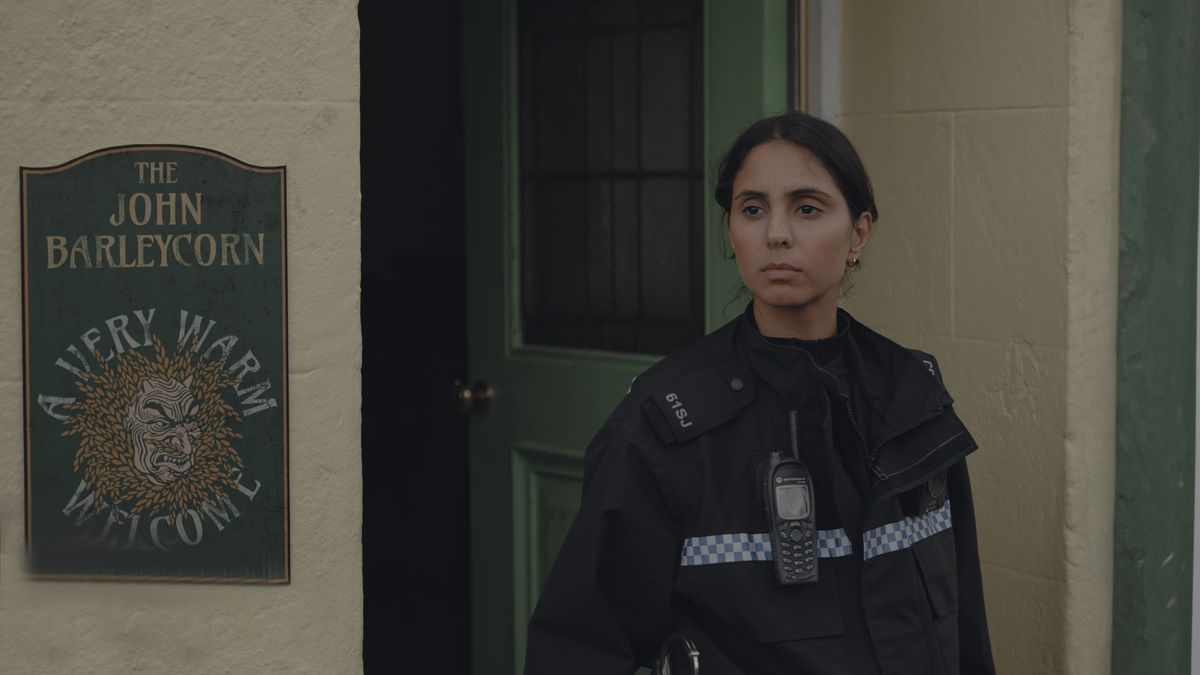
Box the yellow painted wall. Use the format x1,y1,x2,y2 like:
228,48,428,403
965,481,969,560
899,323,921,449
0,2,362,673
840,1,1119,673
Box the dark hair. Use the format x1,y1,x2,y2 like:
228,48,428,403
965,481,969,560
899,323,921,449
714,112,879,223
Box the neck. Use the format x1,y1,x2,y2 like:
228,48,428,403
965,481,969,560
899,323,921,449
752,298,838,340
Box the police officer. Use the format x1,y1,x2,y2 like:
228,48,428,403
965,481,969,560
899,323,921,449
524,112,995,675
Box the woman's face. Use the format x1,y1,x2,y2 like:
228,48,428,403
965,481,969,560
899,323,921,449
727,139,872,324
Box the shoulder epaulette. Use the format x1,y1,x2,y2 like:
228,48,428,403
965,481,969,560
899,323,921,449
637,362,754,445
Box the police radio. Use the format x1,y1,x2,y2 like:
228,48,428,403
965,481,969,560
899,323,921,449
763,411,818,585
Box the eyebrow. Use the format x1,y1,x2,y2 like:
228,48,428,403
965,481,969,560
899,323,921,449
142,401,169,418
734,187,834,201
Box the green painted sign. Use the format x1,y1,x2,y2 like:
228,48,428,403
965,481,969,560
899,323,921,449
21,146,289,583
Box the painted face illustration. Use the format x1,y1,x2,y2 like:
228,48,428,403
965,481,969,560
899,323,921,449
126,376,200,485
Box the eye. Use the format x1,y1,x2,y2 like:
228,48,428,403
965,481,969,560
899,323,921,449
796,204,823,216
150,419,170,432
741,205,765,217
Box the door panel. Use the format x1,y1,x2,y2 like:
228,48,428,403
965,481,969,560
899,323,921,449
511,443,585,642
464,1,790,672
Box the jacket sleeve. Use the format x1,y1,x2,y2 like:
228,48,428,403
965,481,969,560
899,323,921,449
524,418,682,674
948,459,996,675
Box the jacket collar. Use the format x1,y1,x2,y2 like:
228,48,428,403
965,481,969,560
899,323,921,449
733,302,953,451
739,303,845,405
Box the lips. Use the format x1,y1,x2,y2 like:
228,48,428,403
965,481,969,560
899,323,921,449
763,263,801,280
153,451,192,471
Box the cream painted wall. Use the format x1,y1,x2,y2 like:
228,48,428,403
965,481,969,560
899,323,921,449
840,1,1119,673
0,2,362,673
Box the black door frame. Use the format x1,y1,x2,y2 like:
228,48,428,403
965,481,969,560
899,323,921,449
360,2,470,672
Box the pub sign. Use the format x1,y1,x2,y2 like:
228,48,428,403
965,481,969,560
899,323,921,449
21,146,289,582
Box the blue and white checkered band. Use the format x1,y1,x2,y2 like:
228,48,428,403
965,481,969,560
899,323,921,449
678,502,953,567
679,529,854,566
862,500,953,560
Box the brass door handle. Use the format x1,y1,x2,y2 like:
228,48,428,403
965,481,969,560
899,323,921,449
454,380,494,415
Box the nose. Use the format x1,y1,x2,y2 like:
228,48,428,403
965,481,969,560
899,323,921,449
766,211,791,248
170,427,194,457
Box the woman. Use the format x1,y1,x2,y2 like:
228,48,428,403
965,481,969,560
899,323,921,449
524,112,994,675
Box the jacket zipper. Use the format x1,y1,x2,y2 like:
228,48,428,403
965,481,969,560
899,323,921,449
839,394,861,440
868,407,944,480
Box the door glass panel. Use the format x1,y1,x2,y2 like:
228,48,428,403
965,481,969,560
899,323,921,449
519,0,704,355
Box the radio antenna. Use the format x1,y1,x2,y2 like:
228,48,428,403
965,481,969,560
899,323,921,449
789,410,800,460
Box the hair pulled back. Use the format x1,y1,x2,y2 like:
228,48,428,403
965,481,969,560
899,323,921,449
714,112,879,224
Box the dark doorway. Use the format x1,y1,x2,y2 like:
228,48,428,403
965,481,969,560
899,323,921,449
360,1,468,672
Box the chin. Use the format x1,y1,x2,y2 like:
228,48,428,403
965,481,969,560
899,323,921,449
753,287,814,308
751,285,837,312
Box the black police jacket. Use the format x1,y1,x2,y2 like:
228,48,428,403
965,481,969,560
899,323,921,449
524,306,995,675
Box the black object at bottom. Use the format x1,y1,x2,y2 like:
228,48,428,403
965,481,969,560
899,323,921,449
654,633,701,675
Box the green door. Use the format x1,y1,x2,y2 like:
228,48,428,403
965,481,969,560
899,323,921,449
463,1,791,672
